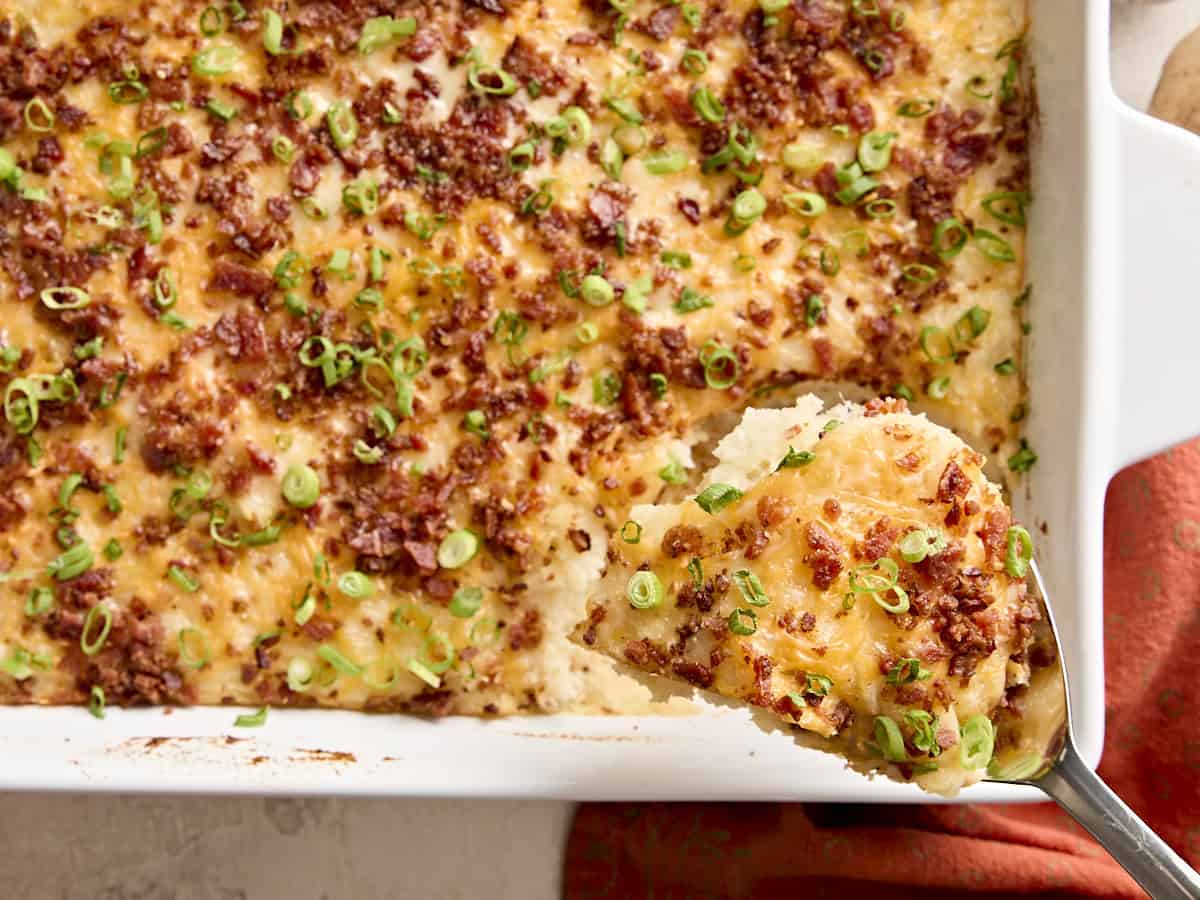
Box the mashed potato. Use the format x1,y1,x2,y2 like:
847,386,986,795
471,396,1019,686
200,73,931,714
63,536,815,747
575,395,1040,794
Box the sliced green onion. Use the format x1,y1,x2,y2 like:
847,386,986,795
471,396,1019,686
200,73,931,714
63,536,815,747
89,685,106,718
850,558,909,614
286,91,313,120
965,74,992,99
926,376,951,399
548,106,592,146
954,305,991,342
24,586,53,617
701,343,739,390
342,178,379,216
326,101,359,150
904,709,940,755
103,539,122,561
886,657,931,685
982,191,1029,228
24,98,55,132
463,409,489,439
422,632,456,674
804,294,824,328
899,528,946,563
337,571,375,600
353,440,383,464
358,15,416,54
960,715,995,769
438,529,480,569
725,188,765,235
1,647,39,680
580,274,614,307
41,286,90,310
168,565,199,593
449,586,483,618
728,607,757,636
293,584,316,626
694,482,742,515
177,627,210,669
508,141,536,172
1005,526,1033,578
192,45,239,76
287,657,314,692
521,181,555,216
988,754,1043,781
819,247,840,276
49,543,93,581
612,124,645,155
272,135,295,163
242,523,283,547
406,658,441,688
234,707,268,727
626,570,664,610
834,168,879,206
874,715,907,762
857,131,896,172
605,97,643,124
902,263,937,284
733,569,769,607
674,286,713,314
681,49,708,75
620,520,642,544
273,250,306,289
318,644,362,677
974,228,1016,262
58,472,84,511
783,192,826,217
919,325,954,364
199,5,224,35
261,10,288,55
643,150,688,175
574,322,600,346
281,464,320,509
781,143,822,173
204,98,237,122
865,198,896,219
108,78,148,105
777,446,815,469
659,458,687,484
932,218,968,258
898,98,935,117
600,137,623,181
689,86,724,123
468,64,517,96
994,358,1017,375
1008,440,1038,473
80,604,112,655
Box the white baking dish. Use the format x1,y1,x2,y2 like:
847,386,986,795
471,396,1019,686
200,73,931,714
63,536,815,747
6,0,1198,800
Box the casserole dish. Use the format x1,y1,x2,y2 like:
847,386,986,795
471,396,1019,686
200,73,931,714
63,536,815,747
2,0,1197,801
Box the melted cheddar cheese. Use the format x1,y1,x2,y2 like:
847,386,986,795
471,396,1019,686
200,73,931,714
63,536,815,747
0,0,1030,724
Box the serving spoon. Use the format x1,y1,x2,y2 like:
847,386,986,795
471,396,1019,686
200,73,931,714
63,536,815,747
989,560,1200,898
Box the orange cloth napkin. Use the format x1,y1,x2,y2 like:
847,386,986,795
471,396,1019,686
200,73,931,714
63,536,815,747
566,440,1200,898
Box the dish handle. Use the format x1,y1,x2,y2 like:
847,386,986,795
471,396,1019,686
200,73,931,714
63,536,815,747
1115,103,1200,469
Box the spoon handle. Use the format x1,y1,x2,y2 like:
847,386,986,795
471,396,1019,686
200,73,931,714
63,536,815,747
1034,741,1200,898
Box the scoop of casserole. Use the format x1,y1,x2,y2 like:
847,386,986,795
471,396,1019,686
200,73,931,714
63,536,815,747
574,395,1040,794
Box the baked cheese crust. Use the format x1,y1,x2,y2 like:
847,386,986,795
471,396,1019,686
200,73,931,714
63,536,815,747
0,0,1030,720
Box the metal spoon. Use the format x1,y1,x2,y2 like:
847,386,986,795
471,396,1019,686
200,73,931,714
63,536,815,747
987,560,1200,898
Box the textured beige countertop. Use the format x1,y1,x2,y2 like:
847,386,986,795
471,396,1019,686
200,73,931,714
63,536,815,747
3,6,1198,899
